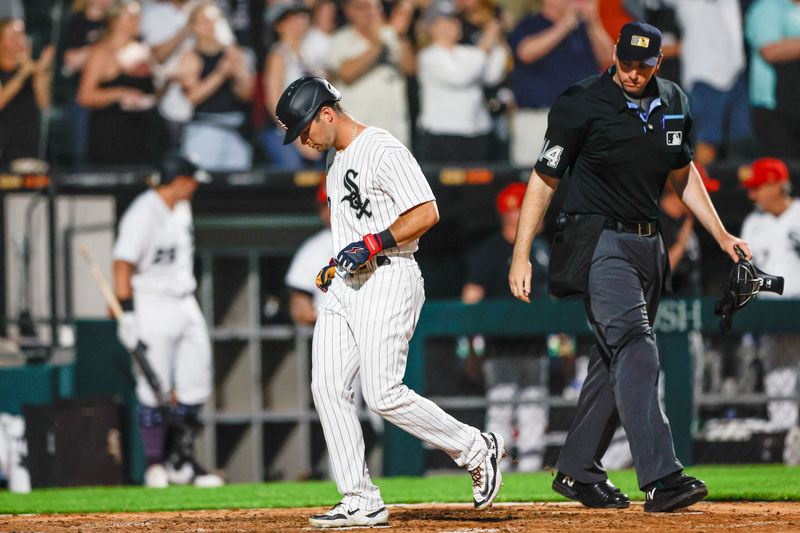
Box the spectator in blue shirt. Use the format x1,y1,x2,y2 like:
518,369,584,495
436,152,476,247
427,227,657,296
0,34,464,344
745,0,800,157
507,0,612,168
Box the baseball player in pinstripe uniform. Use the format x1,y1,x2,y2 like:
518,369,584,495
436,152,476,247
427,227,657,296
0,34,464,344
276,76,505,528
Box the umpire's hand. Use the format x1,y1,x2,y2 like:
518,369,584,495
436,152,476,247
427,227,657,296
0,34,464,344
719,233,752,263
509,255,533,303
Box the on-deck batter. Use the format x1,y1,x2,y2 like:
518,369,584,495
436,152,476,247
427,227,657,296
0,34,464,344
113,152,223,489
275,76,505,529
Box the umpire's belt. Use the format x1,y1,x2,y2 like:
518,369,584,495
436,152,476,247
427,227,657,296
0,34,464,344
559,214,659,237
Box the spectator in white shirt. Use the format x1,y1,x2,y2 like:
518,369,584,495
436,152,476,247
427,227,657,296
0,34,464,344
668,0,751,165
417,4,507,162
302,0,338,77
739,157,800,442
328,0,415,147
140,0,197,145
142,1,234,145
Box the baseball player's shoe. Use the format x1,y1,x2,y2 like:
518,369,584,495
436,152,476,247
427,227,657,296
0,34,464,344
471,432,505,510
144,464,168,489
644,473,707,512
166,458,225,488
552,471,630,508
309,502,389,528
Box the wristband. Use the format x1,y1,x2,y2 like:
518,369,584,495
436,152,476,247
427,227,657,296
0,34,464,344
377,228,397,249
120,298,134,312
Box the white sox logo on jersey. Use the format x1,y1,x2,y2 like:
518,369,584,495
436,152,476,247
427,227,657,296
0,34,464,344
341,169,372,219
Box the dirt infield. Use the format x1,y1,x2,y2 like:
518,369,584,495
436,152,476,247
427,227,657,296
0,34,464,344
1,502,799,532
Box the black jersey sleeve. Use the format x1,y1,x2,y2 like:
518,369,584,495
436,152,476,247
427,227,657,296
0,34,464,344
533,86,589,179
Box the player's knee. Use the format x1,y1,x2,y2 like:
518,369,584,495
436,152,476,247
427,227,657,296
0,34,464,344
363,384,407,416
613,332,659,381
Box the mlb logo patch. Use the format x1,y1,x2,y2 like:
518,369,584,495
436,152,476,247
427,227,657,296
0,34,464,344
666,131,682,146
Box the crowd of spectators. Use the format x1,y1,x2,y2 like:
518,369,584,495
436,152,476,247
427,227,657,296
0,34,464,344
2,0,799,171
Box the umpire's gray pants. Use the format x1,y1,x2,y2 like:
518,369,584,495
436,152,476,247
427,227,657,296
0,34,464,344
556,229,683,489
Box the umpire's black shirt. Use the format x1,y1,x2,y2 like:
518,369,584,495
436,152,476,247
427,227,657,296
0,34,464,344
534,66,694,225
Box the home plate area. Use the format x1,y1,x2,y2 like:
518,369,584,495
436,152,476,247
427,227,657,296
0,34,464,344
2,502,799,532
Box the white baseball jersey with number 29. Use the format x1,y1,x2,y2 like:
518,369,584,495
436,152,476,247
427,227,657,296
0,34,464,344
113,190,212,407
312,127,489,512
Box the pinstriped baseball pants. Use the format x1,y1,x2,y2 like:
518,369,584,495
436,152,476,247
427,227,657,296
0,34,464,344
311,262,488,510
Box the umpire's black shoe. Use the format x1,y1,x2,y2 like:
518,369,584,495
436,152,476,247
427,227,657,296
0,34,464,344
552,471,630,509
644,474,708,513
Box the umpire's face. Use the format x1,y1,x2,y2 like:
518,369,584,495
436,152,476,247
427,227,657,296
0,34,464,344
613,46,662,97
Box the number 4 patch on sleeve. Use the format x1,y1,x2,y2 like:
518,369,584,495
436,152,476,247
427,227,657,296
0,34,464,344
538,139,564,169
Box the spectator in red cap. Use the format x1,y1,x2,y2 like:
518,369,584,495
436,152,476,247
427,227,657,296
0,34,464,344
739,157,800,446
659,163,718,295
463,182,550,302
740,157,798,297
461,182,562,472
285,180,332,326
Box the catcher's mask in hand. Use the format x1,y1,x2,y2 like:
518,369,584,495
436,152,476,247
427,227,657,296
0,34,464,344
714,247,784,332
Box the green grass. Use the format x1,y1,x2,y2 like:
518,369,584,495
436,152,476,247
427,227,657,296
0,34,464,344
0,465,798,515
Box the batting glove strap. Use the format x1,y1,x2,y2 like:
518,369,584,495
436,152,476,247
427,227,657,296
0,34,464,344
315,259,337,292
363,233,384,256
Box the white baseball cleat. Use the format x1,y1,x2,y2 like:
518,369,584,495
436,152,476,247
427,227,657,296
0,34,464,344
166,458,225,487
309,502,389,528
193,472,225,488
144,464,168,488
470,432,505,510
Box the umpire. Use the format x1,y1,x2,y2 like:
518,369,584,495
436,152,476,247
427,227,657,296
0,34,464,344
509,21,751,512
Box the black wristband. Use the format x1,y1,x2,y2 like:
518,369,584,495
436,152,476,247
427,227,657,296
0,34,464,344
378,228,397,249
120,298,134,312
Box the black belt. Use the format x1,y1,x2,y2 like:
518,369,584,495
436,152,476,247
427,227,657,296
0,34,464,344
359,256,391,271
559,214,659,237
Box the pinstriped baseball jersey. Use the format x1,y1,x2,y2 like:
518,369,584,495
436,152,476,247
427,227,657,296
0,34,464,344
326,127,435,255
311,126,489,513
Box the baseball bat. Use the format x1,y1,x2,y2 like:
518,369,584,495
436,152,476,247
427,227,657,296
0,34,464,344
78,244,170,406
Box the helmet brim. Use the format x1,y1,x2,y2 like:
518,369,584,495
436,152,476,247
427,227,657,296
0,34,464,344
282,119,306,145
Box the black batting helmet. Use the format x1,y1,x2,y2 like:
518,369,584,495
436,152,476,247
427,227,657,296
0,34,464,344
150,152,210,186
275,76,341,145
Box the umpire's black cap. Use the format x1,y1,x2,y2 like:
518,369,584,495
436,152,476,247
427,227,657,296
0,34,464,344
151,152,210,186
617,21,662,67
276,76,341,145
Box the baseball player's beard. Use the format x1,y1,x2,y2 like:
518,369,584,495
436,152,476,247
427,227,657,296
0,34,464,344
310,129,337,152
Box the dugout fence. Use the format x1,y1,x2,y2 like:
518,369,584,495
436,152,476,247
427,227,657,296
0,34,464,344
0,165,798,484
